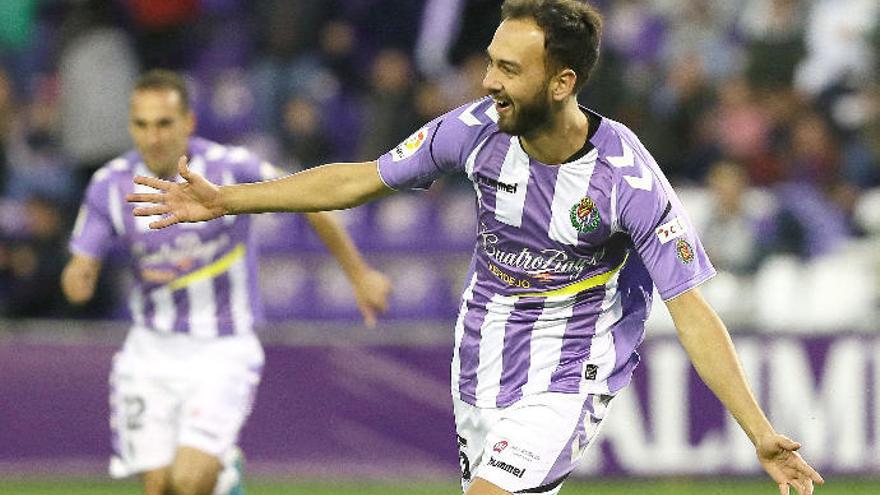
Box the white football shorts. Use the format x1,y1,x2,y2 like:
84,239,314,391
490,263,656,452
108,326,264,478
454,391,614,494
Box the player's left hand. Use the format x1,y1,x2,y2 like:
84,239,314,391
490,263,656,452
352,268,391,328
756,433,824,495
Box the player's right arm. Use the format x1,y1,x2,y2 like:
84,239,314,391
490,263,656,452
225,160,393,214
64,168,116,303
129,98,493,229
61,254,102,305
128,157,392,229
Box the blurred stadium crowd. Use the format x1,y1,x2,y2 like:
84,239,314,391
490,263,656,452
0,0,877,330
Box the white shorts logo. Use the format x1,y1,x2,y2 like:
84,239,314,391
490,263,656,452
391,126,429,161
655,217,686,244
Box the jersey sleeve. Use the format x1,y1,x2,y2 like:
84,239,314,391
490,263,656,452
69,172,115,260
615,140,716,301
377,98,495,191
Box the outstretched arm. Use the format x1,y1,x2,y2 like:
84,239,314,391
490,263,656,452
305,211,391,327
666,288,824,495
127,156,394,229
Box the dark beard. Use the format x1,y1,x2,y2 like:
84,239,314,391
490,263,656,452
497,86,552,136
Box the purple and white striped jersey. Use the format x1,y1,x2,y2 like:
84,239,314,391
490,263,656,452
71,137,276,338
378,98,716,408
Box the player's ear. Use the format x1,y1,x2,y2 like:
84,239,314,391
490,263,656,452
184,110,197,133
551,68,577,101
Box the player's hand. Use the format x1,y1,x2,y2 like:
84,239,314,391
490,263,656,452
756,433,824,495
127,156,225,229
352,268,391,328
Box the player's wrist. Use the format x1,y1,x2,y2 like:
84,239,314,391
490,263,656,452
343,264,372,285
217,184,235,216
750,426,778,447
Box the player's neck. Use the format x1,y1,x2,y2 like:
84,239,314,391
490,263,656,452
144,160,179,179
519,101,588,165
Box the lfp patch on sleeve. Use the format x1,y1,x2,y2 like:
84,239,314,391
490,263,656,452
655,217,686,244
391,126,429,161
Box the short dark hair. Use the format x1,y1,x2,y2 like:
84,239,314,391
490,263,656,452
501,0,603,92
133,69,191,111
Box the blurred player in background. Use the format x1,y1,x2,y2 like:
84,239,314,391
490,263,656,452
126,1,824,494
61,69,391,495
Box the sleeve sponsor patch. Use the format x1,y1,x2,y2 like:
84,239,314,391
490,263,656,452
391,126,429,161
655,217,686,244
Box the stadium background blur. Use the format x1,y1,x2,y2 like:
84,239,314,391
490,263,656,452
0,0,878,494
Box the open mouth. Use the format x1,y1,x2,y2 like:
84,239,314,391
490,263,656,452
492,96,512,112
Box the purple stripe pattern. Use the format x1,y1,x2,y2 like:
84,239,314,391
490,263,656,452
542,394,596,485
548,293,603,393
215,271,234,336
143,289,156,331
172,286,189,333
495,300,543,407
607,256,653,393
457,283,492,401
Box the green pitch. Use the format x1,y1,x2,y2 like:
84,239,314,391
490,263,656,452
1,478,878,495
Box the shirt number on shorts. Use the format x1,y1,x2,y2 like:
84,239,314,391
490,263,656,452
124,396,146,431
459,451,471,481
457,435,471,481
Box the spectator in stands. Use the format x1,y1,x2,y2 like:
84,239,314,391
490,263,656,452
786,111,841,188
658,0,742,82
0,67,13,195
356,48,420,161
4,79,75,206
769,111,853,258
603,0,666,82
710,78,774,181
0,0,39,98
739,0,807,90
700,160,769,275
319,19,364,93
795,0,879,97
249,0,339,132
123,0,200,70
651,52,717,179
280,95,332,170
0,194,66,317
57,0,139,194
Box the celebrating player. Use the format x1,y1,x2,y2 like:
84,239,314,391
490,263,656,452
126,2,824,494
62,69,391,495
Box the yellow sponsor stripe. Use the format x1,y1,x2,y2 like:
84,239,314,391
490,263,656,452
168,244,246,291
515,253,628,298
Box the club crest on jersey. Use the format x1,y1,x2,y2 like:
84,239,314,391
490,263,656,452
675,238,695,264
493,440,509,453
569,196,600,233
391,126,429,161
